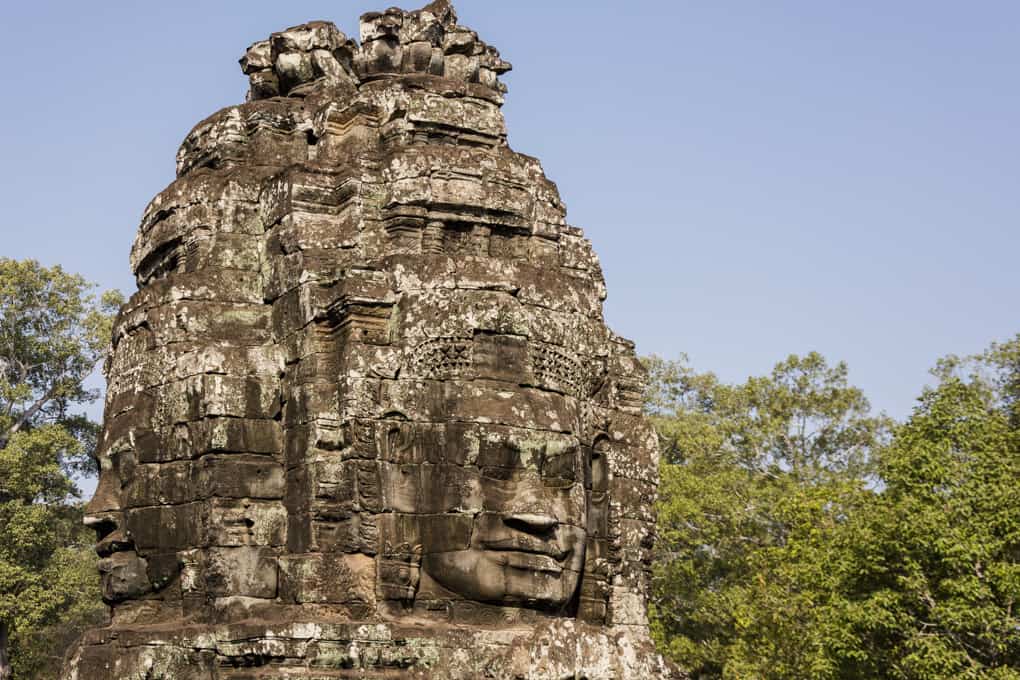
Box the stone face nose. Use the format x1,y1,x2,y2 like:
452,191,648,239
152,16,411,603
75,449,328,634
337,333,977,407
84,462,125,554
84,458,121,516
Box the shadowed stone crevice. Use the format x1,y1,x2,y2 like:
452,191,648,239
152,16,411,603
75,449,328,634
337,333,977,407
61,2,683,678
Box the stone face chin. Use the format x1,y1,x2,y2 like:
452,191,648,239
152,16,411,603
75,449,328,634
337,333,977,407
97,552,151,603
423,539,585,608
63,2,681,678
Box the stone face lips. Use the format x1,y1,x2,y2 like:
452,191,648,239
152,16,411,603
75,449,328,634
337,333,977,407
64,2,680,678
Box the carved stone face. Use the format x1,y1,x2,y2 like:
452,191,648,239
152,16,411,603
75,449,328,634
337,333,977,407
86,476,153,605
406,332,591,610
85,422,154,605
296,281,599,613
422,425,588,608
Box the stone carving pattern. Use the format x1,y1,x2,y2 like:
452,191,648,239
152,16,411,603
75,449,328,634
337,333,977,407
410,337,473,379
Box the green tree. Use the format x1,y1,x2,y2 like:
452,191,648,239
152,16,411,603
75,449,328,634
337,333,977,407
649,340,1020,679
0,259,121,679
646,353,890,678
645,352,886,480
804,337,1020,678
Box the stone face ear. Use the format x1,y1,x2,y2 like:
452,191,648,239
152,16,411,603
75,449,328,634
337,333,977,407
63,1,679,678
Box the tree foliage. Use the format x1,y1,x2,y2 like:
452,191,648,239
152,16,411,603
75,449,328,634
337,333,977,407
649,340,1020,679
0,259,120,679
646,353,889,677
645,352,887,480
838,340,1020,678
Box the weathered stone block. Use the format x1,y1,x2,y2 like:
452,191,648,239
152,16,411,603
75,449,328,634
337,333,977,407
204,547,279,598
196,456,285,499
279,553,376,604
125,503,203,551
205,498,288,547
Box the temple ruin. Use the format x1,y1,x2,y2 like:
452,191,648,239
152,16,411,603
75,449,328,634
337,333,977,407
62,2,679,677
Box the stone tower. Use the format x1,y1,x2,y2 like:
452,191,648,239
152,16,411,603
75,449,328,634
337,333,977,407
63,2,678,677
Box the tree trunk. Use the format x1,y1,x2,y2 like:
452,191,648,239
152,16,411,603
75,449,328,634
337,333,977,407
0,620,11,680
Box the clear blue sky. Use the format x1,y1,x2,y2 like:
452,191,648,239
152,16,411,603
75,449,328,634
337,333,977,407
2,0,1018,423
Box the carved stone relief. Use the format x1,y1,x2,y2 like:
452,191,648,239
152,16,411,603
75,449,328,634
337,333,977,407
62,2,680,678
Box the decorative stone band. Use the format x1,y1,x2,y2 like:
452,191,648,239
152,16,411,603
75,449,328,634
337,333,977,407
408,335,600,399
64,620,677,679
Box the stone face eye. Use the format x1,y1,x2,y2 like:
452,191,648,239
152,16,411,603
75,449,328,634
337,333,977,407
541,447,578,487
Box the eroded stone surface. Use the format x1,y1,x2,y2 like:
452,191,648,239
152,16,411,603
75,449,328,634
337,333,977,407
64,2,681,677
